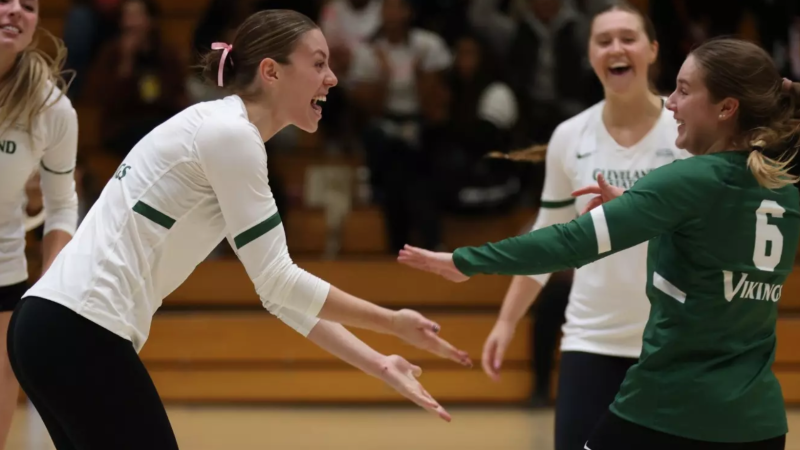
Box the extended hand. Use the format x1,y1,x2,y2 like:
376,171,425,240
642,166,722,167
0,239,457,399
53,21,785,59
377,355,451,422
397,245,470,283
571,173,625,215
391,309,472,367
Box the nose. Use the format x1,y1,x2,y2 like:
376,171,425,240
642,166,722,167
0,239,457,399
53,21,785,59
5,0,22,15
665,92,677,112
609,39,623,54
326,67,338,88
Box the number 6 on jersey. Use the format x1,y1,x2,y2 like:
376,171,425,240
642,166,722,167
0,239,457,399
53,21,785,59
754,200,785,272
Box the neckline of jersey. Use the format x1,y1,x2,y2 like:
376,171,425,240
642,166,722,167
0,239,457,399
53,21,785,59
598,97,668,154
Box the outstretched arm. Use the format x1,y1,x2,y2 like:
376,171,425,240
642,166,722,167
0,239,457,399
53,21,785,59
200,121,470,367
306,319,451,421
400,162,705,279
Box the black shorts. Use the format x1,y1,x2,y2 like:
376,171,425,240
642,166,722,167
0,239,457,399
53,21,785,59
0,281,28,312
585,410,785,450
554,351,637,450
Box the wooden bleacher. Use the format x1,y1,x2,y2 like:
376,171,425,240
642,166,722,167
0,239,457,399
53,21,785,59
33,0,796,406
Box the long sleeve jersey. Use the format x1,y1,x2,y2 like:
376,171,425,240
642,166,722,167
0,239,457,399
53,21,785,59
27,95,330,352
453,151,800,443
0,85,79,286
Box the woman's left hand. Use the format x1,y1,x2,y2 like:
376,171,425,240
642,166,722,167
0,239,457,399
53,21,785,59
397,245,470,283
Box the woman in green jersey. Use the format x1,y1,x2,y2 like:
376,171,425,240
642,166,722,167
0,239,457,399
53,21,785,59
399,38,800,449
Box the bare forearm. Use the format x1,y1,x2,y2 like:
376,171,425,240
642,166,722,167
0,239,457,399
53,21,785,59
306,320,385,377
497,276,542,325
316,285,395,335
40,229,72,275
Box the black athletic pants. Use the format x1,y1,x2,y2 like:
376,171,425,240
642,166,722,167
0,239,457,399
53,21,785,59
555,351,637,450
8,296,179,450
586,409,785,449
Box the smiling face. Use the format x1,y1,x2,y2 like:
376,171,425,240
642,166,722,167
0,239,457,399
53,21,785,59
666,55,733,155
0,0,38,56
588,9,657,96
269,28,338,133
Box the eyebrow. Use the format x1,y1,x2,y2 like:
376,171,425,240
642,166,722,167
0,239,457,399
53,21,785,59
677,78,690,87
593,27,640,37
313,50,328,60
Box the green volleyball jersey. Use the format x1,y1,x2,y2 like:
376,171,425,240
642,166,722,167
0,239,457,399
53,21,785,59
453,151,800,442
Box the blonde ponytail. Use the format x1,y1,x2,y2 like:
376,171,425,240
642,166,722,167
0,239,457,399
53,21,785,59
745,78,800,190
486,144,548,163
747,148,799,189
0,27,73,135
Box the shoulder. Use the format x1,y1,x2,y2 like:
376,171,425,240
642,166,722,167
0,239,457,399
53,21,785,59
633,155,723,195
193,98,264,158
37,85,77,142
556,100,603,135
549,100,602,146
40,85,77,123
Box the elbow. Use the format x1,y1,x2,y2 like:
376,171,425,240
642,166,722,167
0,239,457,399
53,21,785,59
253,259,330,318
43,195,79,236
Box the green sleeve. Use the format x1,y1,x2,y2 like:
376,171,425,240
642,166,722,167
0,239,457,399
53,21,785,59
452,159,710,277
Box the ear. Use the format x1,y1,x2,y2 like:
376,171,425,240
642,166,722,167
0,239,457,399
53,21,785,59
258,58,280,85
648,40,659,65
717,97,739,122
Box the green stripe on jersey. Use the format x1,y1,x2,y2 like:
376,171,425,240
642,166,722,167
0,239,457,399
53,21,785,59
540,199,575,208
234,212,282,249
133,201,176,229
40,161,75,175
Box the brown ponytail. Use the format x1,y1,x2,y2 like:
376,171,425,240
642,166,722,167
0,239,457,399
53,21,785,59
198,10,317,96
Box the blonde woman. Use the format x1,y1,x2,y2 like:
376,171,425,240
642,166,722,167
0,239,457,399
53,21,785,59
0,0,79,447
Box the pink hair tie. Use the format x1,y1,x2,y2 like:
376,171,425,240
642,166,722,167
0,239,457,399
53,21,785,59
211,42,233,87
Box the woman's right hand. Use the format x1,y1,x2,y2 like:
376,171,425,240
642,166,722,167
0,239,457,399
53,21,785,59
377,354,451,422
571,173,625,215
482,320,516,382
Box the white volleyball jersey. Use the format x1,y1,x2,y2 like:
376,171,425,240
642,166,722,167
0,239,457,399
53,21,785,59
0,85,79,287
530,99,689,358
27,95,330,352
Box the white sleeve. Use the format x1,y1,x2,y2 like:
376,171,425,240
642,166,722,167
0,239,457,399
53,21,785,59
527,123,578,285
196,120,329,336
477,82,517,129
416,31,451,73
39,103,79,236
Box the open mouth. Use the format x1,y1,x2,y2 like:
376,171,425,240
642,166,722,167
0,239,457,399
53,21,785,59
608,63,632,76
0,25,22,35
311,95,326,114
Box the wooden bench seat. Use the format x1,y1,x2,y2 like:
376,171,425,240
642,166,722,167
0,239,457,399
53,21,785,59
137,312,800,403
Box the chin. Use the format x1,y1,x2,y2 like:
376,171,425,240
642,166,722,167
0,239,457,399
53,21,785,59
296,120,319,133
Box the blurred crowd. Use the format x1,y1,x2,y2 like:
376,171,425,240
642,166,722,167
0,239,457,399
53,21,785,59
54,0,800,253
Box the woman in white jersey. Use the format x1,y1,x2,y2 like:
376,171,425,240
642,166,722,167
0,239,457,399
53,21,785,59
10,10,471,450
480,3,688,449
0,0,79,448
